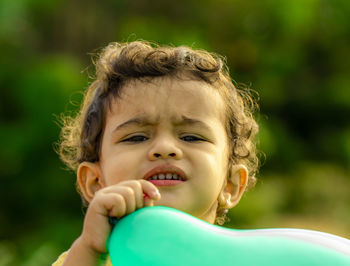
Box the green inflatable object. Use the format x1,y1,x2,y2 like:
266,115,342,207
107,206,350,266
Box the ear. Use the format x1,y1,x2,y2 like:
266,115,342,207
77,162,105,203
218,164,248,209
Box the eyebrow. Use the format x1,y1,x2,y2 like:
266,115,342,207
112,116,155,133
112,115,212,133
174,116,212,132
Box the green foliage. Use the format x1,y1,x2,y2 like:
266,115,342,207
1,0,349,264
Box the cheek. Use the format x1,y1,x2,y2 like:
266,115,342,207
192,151,227,189
101,150,144,185
199,141,228,169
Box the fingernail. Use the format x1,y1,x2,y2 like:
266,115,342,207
152,190,160,198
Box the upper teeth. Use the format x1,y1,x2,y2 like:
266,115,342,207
148,173,182,180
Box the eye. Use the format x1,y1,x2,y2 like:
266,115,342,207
180,135,205,142
121,135,148,143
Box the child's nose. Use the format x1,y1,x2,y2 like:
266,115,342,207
147,138,183,161
152,152,176,158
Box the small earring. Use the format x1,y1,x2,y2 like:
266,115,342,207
218,192,227,207
226,198,231,207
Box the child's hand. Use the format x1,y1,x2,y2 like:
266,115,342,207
79,180,160,255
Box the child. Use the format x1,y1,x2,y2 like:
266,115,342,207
53,41,259,265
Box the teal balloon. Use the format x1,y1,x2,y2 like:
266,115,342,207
107,207,350,266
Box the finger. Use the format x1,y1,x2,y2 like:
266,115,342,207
125,180,143,209
101,184,137,212
91,191,127,219
119,186,136,214
102,181,160,200
139,180,161,200
106,194,126,218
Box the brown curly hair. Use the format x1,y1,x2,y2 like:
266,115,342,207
57,41,259,224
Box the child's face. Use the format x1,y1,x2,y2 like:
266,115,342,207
92,77,235,222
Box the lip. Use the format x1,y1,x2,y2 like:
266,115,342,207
147,180,185,186
143,164,187,184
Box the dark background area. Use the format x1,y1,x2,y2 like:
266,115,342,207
1,0,349,265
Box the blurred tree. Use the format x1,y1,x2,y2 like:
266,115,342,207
0,0,349,264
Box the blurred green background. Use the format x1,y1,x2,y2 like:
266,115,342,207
1,0,349,265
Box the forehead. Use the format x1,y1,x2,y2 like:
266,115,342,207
106,77,226,126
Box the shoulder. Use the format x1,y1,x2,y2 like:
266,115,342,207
51,250,112,266
52,251,68,266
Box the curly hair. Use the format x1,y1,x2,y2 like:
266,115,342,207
57,41,259,225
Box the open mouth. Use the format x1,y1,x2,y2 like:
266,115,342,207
147,173,185,181
147,173,186,186
144,165,187,186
